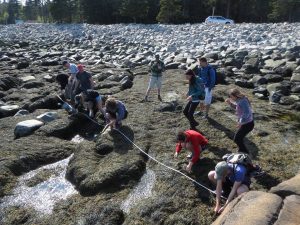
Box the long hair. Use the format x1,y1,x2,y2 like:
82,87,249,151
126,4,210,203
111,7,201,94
185,69,196,86
228,88,245,99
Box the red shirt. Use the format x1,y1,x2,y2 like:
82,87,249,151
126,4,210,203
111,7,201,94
176,130,208,163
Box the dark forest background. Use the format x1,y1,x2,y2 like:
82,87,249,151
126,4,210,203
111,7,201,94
0,0,300,24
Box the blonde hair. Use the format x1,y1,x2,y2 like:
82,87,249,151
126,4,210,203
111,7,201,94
228,88,246,99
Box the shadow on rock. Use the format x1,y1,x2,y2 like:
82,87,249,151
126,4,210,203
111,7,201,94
207,117,260,159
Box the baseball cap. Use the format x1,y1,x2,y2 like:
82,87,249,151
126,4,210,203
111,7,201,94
214,161,229,180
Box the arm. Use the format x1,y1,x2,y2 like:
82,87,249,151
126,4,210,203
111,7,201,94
209,68,216,90
218,181,241,213
214,180,223,213
175,143,182,155
225,99,237,109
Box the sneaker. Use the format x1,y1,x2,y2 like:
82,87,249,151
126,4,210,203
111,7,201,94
194,111,203,116
186,153,192,159
158,95,162,102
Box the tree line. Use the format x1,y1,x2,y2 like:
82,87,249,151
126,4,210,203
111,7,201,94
0,0,299,24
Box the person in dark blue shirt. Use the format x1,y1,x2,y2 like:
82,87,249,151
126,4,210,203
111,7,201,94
197,57,216,118
183,69,205,130
208,161,250,214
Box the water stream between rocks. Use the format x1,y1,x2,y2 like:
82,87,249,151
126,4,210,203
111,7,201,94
0,154,77,215
121,168,156,214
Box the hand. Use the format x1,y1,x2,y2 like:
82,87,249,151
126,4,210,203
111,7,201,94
174,152,178,158
225,98,231,104
186,162,193,173
218,206,226,214
187,96,192,101
214,205,221,214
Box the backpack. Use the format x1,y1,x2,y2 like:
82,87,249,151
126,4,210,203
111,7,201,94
222,153,263,177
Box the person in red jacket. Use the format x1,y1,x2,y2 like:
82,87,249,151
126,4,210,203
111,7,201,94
174,130,208,173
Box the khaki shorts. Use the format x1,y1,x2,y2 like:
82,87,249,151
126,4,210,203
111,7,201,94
204,88,213,105
148,76,162,89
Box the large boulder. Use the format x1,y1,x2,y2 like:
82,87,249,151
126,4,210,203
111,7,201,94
16,61,29,69
274,195,300,225
0,76,21,91
212,191,282,225
36,112,58,122
14,119,44,138
291,73,300,82
66,126,146,196
270,173,300,198
264,59,286,70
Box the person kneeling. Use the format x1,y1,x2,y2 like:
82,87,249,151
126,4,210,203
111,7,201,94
105,97,128,129
208,161,250,214
174,130,208,173
75,90,105,118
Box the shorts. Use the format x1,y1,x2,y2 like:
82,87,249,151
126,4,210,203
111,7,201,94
222,177,251,197
148,76,162,89
204,88,213,105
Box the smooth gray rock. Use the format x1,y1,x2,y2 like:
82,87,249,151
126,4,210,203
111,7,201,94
36,112,58,122
14,119,44,138
270,173,300,198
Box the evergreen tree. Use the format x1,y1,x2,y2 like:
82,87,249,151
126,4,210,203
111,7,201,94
269,0,300,22
157,0,182,23
120,0,149,23
50,0,76,23
7,0,20,24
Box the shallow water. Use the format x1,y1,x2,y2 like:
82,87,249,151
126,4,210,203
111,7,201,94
0,155,77,215
120,168,156,214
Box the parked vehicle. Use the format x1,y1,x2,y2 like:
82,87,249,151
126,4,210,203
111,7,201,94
205,16,234,24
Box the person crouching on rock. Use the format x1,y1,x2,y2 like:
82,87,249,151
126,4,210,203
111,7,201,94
105,97,128,129
225,88,254,154
75,89,105,118
174,130,208,173
184,69,205,130
208,161,251,214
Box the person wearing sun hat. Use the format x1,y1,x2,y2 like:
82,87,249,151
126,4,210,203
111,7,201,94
208,160,251,214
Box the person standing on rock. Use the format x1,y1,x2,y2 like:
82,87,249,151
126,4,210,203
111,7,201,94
184,69,205,130
144,54,165,102
225,88,254,154
62,61,78,100
197,57,216,118
105,97,128,130
74,64,94,96
208,161,251,214
174,130,208,173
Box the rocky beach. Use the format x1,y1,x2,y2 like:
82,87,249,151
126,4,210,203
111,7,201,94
0,23,300,225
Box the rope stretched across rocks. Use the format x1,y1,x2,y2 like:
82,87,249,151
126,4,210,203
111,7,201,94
57,95,226,199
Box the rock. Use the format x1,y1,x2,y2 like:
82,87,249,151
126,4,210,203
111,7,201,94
252,87,268,96
16,61,29,69
66,126,146,196
234,50,248,60
0,76,21,91
291,85,300,93
120,76,133,90
264,74,283,83
22,81,45,89
43,74,54,82
250,75,267,85
274,195,300,225
20,76,35,82
279,96,296,105
235,79,254,88
14,119,44,138
165,63,180,70
0,105,20,118
41,60,59,66
267,83,290,96
264,59,286,69
212,191,282,225
28,96,61,112
292,102,300,111
269,92,282,103
203,52,218,60
270,173,300,197
14,109,30,117
157,102,177,112
291,73,300,82
36,112,58,122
